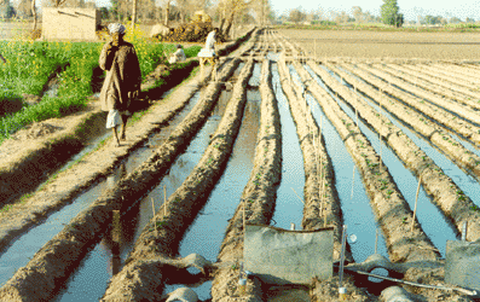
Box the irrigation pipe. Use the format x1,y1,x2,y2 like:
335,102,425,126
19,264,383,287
346,268,478,297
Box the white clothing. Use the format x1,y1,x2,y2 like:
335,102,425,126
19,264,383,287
108,23,126,35
168,48,186,64
205,30,216,51
106,109,122,129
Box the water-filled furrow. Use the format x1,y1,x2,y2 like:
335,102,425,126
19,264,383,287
335,63,480,184
307,64,457,256
331,64,480,208
270,62,305,229
286,63,388,261
0,88,204,291
305,91,388,262
164,65,261,300
53,64,248,301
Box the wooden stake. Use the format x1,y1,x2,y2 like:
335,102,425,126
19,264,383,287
410,174,422,232
163,185,167,218
151,198,157,237
113,210,121,243
375,228,379,254
291,187,305,205
243,199,246,233
379,133,383,172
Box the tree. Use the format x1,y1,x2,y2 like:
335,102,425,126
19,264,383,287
0,0,16,18
217,0,251,39
16,0,32,18
425,15,442,25
288,7,306,24
162,0,172,26
380,0,403,27
449,17,462,24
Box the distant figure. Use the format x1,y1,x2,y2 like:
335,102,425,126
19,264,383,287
205,27,219,57
99,23,141,147
168,44,186,64
197,27,220,80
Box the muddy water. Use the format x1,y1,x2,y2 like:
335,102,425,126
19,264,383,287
164,64,261,300
0,180,108,287
307,65,459,256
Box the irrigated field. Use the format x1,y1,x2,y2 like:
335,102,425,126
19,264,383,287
0,27,479,302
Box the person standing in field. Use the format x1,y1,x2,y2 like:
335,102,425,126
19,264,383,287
99,23,142,147
205,27,219,58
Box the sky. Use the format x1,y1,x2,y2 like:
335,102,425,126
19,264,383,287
269,0,480,21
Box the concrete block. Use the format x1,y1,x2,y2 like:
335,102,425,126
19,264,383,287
244,224,333,285
445,240,480,291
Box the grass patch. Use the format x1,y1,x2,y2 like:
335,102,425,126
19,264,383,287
0,35,195,145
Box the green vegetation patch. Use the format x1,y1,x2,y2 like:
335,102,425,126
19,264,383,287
0,37,199,145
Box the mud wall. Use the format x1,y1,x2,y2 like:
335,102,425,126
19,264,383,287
42,8,100,41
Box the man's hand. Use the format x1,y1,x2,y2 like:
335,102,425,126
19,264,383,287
128,90,140,100
106,42,118,56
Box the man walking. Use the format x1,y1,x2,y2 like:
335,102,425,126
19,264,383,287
99,23,142,147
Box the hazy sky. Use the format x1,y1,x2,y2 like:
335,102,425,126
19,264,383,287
270,0,480,21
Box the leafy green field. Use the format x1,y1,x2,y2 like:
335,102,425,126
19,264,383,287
0,33,201,144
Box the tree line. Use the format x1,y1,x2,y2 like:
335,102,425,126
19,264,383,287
1,0,272,39
281,0,475,28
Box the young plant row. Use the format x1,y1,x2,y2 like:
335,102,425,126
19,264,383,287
307,61,480,244
380,63,480,111
334,63,480,183
297,60,440,263
358,63,480,139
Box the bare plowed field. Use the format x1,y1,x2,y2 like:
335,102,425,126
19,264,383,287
279,29,480,61
0,28,480,302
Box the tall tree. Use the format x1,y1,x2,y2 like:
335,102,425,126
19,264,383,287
162,0,172,26
0,0,15,18
217,0,251,39
380,0,403,27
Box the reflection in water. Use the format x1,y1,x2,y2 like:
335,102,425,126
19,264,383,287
165,66,261,300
